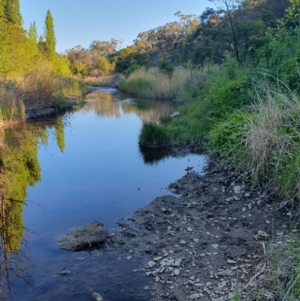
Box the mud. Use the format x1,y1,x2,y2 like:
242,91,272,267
105,163,291,300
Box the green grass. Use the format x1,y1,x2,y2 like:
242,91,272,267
260,234,300,301
139,122,170,148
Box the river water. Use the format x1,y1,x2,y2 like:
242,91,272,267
0,88,207,301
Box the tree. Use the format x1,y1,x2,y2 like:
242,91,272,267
0,0,4,19
4,0,22,25
209,0,243,63
44,10,56,61
27,22,39,57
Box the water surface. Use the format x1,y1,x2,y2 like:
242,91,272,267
0,88,207,301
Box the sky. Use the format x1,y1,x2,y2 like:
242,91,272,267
20,0,212,54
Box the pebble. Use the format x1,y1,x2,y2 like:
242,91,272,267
56,270,71,276
212,244,219,249
233,185,241,194
227,259,237,264
179,240,187,245
91,292,103,301
187,227,193,232
189,293,200,299
174,258,182,266
174,269,180,276
216,270,232,276
148,261,156,268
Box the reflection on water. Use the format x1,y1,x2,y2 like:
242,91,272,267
85,89,174,122
0,88,206,301
0,120,65,299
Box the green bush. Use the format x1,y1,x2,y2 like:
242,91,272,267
139,122,170,148
123,64,141,77
209,110,249,165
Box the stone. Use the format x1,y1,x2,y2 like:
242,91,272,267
174,269,180,276
227,259,237,264
189,293,200,299
187,227,193,232
233,186,241,194
174,258,183,267
179,240,187,245
216,270,232,276
148,261,156,268
58,221,107,251
212,244,219,249
92,292,104,301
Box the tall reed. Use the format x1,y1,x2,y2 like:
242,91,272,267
119,67,201,102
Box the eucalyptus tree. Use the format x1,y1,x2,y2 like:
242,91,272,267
209,0,243,63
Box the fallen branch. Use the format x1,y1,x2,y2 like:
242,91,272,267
244,261,267,289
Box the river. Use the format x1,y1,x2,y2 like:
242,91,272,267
0,88,207,301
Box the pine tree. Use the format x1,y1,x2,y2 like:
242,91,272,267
4,0,22,25
44,10,56,61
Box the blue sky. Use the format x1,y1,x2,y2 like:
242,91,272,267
20,0,211,53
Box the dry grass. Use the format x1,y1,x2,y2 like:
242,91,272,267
243,81,300,198
0,80,25,123
119,67,203,101
0,63,85,124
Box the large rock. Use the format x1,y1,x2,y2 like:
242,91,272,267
58,221,108,251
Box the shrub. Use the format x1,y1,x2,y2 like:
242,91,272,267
139,122,170,148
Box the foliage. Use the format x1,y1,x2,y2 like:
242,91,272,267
158,59,174,76
139,122,170,148
123,63,141,77
4,0,22,26
44,10,56,62
264,234,300,301
66,40,118,77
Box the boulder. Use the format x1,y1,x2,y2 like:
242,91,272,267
58,221,108,251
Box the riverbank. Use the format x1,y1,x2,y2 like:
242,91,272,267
105,161,295,301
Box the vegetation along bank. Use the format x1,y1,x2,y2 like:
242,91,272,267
2,0,300,299
0,3,85,127
115,0,300,298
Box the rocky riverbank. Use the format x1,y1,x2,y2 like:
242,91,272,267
105,163,293,301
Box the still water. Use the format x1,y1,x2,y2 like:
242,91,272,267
0,88,206,301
